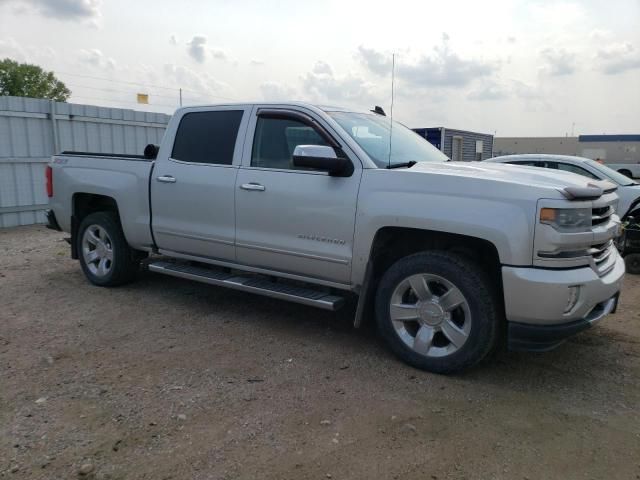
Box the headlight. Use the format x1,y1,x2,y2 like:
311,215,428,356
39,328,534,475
540,208,591,231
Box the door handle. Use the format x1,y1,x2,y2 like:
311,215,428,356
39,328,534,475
157,175,176,183
240,183,265,191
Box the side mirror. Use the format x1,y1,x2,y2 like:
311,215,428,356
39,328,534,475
144,144,159,159
292,145,350,176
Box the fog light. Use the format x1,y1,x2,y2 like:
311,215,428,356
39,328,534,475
564,285,581,314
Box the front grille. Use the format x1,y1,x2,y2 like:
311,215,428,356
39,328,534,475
589,240,615,276
592,206,613,226
590,203,616,275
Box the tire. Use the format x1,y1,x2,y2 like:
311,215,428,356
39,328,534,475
618,169,633,178
375,251,500,374
77,211,140,286
625,254,640,275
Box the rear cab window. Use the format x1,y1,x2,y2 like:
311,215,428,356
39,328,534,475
172,110,244,165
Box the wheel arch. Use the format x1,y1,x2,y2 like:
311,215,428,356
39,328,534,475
354,226,503,328
71,193,121,259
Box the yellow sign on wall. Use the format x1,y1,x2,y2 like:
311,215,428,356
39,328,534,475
137,93,149,104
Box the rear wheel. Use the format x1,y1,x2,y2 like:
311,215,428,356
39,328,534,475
625,254,640,275
375,251,500,374
618,169,633,178
77,212,140,286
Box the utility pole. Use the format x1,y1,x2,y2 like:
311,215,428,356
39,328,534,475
179,88,183,107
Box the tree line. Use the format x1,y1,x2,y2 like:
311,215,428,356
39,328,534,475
0,58,70,102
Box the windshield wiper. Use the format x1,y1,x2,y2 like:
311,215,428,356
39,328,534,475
386,161,417,169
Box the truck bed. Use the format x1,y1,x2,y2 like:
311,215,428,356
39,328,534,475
48,152,155,250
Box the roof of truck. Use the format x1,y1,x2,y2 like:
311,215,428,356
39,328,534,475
176,102,368,114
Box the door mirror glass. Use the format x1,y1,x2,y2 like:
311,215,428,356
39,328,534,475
292,145,348,175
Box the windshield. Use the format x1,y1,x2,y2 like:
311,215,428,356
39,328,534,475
328,111,449,167
584,159,638,186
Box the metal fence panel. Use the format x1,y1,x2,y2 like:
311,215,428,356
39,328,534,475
0,96,171,228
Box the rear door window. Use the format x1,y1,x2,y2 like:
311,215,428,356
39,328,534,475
172,110,244,165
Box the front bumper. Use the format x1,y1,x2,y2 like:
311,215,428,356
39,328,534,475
502,252,625,325
503,252,625,351
508,294,618,351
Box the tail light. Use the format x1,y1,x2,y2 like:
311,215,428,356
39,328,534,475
46,166,53,197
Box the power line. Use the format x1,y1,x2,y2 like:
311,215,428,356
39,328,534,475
69,94,178,109
65,82,210,102
55,70,237,101
66,83,180,101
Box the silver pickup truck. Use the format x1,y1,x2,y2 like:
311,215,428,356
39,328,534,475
46,102,625,373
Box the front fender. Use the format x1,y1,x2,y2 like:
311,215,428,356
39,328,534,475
351,172,537,286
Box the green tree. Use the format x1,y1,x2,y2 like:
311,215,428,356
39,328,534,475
0,59,71,102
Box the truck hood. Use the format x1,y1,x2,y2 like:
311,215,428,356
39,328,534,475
408,161,609,193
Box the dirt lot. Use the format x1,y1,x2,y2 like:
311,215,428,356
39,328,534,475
1,225,639,480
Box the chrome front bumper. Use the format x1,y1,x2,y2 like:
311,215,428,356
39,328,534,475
502,252,625,326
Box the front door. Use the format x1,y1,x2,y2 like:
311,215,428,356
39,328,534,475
151,106,250,261
235,108,361,284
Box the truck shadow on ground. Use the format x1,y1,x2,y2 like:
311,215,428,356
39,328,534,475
101,266,638,391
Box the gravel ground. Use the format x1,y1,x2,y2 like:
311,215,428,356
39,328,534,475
1,225,639,480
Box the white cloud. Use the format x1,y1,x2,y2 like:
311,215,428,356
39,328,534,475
211,48,228,61
0,38,27,62
595,42,640,75
78,48,115,69
0,37,57,66
163,63,232,101
511,80,541,100
357,46,392,76
589,29,611,41
467,81,508,101
185,36,229,63
540,48,577,76
510,80,552,111
7,0,101,21
260,81,297,101
249,59,265,67
169,34,178,46
302,61,378,105
187,35,207,63
528,2,586,28
359,35,496,88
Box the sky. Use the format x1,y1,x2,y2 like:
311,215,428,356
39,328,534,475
0,0,639,136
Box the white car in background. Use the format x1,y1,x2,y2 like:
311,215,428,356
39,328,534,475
487,154,640,220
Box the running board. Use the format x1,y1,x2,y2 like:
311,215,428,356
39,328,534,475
148,260,345,311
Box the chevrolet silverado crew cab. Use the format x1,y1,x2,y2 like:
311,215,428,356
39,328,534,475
46,103,625,373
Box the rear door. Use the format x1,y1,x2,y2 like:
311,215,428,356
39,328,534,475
151,106,250,261
234,106,362,284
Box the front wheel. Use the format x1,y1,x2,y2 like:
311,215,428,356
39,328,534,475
618,169,633,178
77,212,140,286
625,254,640,275
375,251,500,374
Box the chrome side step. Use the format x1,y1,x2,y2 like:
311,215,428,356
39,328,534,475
148,260,345,311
